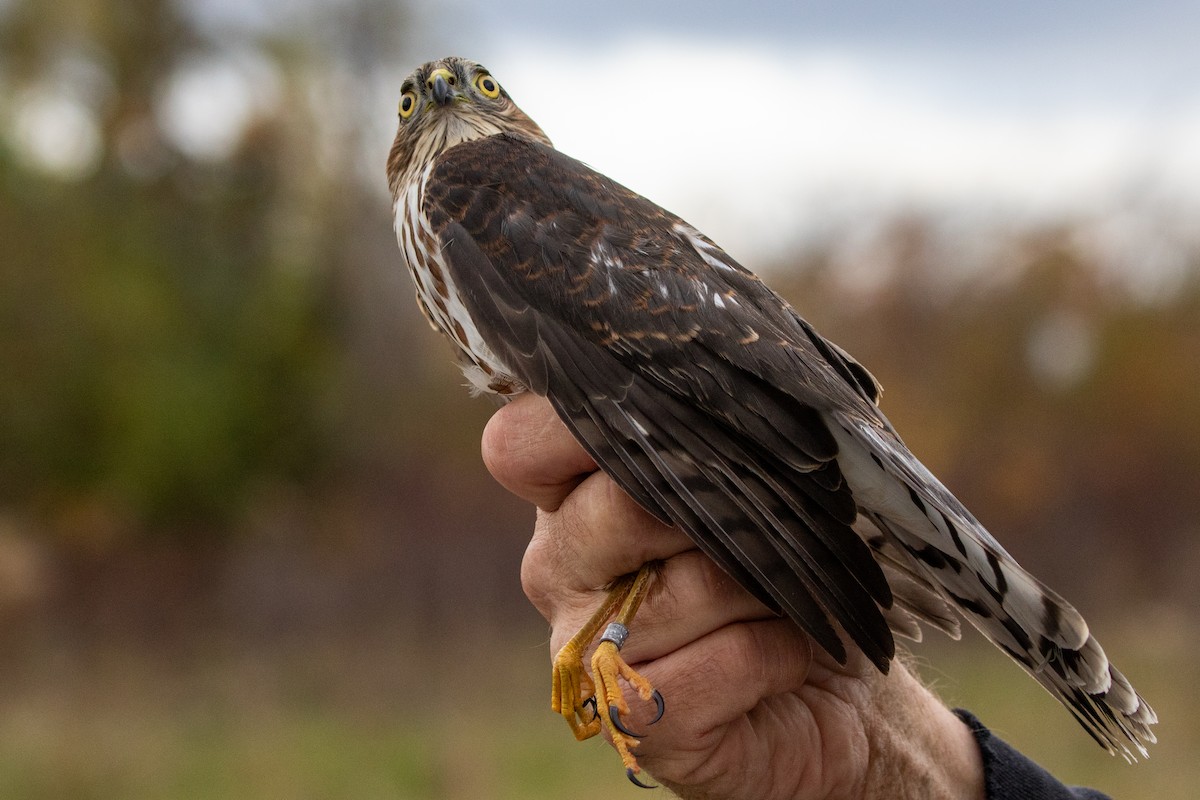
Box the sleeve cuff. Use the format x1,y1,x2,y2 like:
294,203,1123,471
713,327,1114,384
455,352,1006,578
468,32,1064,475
952,709,1112,800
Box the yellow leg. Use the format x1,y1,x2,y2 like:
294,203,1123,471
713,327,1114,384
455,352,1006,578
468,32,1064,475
551,572,638,740
550,565,665,786
590,565,663,786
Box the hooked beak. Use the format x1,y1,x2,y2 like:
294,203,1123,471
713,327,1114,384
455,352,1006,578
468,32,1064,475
428,68,457,107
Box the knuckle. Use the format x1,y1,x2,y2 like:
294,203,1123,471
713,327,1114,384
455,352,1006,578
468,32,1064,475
519,525,555,616
480,409,518,483
519,510,582,618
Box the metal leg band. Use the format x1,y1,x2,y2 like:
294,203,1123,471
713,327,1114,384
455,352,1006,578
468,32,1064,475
600,622,629,650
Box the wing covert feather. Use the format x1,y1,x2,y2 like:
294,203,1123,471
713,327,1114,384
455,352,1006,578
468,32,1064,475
426,138,899,666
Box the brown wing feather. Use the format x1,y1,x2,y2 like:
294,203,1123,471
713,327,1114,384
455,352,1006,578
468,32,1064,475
424,135,896,669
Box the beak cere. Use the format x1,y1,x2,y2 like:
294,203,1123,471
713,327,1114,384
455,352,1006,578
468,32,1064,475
431,74,452,105
429,69,456,106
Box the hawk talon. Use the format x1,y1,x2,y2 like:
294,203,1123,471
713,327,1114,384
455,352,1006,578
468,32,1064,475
605,689,663,737
626,767,657,789
582,695,598,721
609,704,646,739
648,689,665,725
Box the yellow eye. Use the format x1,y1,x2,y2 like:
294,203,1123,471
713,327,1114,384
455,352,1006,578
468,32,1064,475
475,73,501,99
399,90,418,118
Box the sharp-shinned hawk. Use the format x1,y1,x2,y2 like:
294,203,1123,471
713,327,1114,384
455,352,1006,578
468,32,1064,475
386,56,1156,783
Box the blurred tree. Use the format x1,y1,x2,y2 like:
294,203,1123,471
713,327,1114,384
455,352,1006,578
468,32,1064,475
773,221,1200,610
0,0,417,543
0,0,1197,621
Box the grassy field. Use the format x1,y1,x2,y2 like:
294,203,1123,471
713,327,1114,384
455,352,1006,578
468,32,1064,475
0,619,1192,799
0,630,639,800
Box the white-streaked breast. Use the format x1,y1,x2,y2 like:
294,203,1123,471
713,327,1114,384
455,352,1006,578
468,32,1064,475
393,164,522,396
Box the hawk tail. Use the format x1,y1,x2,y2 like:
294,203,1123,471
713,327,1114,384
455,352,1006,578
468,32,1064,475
830,415,1158,759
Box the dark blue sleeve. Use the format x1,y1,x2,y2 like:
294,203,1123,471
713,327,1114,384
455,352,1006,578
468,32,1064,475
953,710,1112,800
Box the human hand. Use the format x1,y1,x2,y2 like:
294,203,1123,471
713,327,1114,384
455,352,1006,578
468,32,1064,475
483,395,985,800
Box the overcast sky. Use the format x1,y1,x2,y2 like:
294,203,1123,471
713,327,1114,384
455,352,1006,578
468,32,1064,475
157,0,1200,276
382,1,1193,263
461,0,1194,47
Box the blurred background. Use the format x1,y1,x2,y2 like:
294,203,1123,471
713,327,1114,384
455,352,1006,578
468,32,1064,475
1,0,1197,796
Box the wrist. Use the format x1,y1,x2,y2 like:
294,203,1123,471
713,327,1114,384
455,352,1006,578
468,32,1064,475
856,663,985,800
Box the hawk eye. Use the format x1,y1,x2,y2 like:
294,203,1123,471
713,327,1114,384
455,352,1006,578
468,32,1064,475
399,90,418,119
475,73,501,99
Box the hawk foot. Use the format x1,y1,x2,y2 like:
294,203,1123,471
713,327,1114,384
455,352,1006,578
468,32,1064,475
548,565,662,785
591,638,664,786
552,640,602,740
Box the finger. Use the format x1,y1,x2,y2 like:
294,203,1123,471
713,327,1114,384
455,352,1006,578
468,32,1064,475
481,394,597,511
543,549,774,657
521,471,692,620
610,551,778,663
633,619,813,742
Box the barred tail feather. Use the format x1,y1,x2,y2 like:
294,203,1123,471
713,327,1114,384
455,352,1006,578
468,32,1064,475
1019,636,1158,760
856,515,962,642
828,413,1158,760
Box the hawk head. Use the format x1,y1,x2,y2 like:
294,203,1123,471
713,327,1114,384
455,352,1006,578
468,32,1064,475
387,57,551,196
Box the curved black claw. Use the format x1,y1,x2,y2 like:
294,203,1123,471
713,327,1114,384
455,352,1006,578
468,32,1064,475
648,690,665,725
626,767,657,789
610,705,646,739
581,695,598,721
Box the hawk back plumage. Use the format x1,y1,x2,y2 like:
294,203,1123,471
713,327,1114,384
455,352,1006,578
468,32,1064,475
387,56,1157,759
